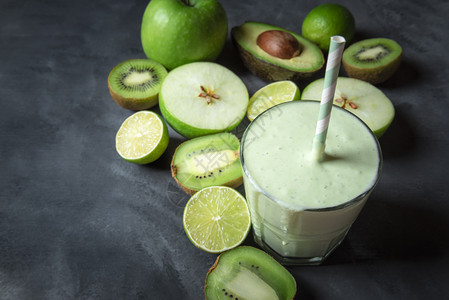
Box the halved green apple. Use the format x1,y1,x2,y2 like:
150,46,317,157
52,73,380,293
301,77,395,137
159,62,249,139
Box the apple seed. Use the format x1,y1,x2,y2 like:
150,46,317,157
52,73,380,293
199,85,220,104
335,93,358,109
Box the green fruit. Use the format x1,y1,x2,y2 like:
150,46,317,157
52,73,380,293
141,0,228,70
171,132,243,195
107,59,168,110
205,246,297,300
302,3,355,51
115,111,169,164
159,62,249,139
342,38,403,84
247,80,300,121
301,77,395,137
183,186,251,253
231,21,324,82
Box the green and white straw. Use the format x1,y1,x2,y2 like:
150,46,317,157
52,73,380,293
312,36,346,161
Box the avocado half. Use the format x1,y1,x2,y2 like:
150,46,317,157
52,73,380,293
231,21,324,82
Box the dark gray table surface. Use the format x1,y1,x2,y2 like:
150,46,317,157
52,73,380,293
1,0,448,299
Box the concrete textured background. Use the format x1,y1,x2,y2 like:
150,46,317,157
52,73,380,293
1,0,448,299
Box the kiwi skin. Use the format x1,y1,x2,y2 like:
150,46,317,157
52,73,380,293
108,79,157,111
342,38,402,84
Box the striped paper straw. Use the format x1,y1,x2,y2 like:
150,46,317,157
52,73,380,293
312,36,346,161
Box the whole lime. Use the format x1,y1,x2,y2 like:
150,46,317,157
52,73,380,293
302,3,355,51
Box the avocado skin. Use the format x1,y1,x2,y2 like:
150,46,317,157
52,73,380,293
231,23,324,82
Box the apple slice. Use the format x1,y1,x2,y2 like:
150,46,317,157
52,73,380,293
301,77,395,137
159,62,249,139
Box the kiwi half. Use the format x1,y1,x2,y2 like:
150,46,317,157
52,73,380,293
107,59,168,110
205,246,297,300
342,38,402,84
171,132,242,195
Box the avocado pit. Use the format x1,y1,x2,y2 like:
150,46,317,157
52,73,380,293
257,30,302,59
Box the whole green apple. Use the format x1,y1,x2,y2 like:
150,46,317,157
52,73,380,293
141,0,228,70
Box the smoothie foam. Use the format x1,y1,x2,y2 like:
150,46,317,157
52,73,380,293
243,101,380,210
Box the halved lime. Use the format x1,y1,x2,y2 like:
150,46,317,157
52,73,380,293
183,186,251,253
247,80,300,121
115,111,169,164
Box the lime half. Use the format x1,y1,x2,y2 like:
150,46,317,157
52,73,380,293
115,111,169,164
183,186,251,253
247,80,300,121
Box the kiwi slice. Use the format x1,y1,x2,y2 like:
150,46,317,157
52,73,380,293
171,132,242,195
342,38,402,84
205,246,297,300
107,59,168,110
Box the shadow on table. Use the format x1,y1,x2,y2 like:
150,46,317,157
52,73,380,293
325,195,449,264
326,104,444,264
379,102,416,158
378,58,421,89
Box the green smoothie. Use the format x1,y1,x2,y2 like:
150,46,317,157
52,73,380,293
241,101,381,264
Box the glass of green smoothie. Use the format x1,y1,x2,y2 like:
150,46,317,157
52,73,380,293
240,100,382,265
